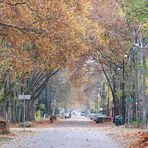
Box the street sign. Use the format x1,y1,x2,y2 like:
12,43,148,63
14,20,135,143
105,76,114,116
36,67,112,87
18,94,31,132
127,98,134,103
19,95,31,100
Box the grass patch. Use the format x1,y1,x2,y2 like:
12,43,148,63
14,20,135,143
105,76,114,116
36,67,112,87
0,137,13,142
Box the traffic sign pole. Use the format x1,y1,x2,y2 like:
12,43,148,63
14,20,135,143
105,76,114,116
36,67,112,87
23,93,25,132
19,94,31,132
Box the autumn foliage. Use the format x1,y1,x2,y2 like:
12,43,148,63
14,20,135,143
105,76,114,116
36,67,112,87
0,1,89,75
130,132,148,148
0,0,148,129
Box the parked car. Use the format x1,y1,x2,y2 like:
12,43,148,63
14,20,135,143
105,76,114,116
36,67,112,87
94,113,106,121
88,112,97,120
64,113,71,119
92,114,100,121
96,114,107,123
80,112,86,116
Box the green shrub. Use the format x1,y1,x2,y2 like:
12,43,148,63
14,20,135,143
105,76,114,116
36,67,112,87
35,110,41,121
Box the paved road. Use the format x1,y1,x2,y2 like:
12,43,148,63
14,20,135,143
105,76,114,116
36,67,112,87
1,117,122,148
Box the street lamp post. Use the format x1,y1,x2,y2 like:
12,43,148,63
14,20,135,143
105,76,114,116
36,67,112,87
102,82,106,114
122,54,128,124
107,84,110,116
141,40,147,128
111,73,116,122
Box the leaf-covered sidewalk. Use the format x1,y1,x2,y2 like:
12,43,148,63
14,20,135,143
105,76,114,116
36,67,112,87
93,123,147,148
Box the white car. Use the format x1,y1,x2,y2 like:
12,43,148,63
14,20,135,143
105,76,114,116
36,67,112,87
64,113,71,119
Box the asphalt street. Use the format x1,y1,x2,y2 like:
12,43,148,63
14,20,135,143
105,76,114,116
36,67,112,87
1,117,122,148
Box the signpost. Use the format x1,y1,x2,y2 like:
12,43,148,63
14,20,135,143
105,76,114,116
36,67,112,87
19,93,31,132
